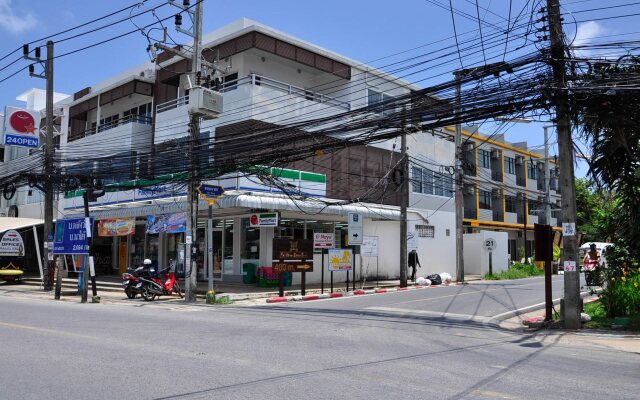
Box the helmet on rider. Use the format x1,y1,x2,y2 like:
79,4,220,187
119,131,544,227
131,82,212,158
589,243,597,250
143,259,152,265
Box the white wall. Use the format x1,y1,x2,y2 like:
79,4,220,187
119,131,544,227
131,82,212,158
463,230,509,275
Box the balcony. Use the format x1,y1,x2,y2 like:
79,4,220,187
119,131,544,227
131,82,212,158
464,209,477,219
154,74,351,142
63,115,153,154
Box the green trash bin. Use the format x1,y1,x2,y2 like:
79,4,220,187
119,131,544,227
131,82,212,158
242,263,257,284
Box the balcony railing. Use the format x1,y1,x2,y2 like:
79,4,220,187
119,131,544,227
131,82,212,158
69,114,152,142
156,73,351,115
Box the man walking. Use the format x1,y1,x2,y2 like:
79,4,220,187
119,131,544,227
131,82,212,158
408,249,421,282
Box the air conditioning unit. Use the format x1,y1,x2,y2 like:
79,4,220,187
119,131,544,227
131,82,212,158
188,87,224,119
464,185,475,195
536,162,544,171
556,199,562,207
490,149,500,159
491,188,503,197
517,192,525,199
464,142,475,151
550,178,558,190
515,155,524,165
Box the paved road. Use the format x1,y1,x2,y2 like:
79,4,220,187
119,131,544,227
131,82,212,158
0,277,637,400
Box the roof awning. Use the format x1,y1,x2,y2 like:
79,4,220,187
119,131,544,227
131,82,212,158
68,191,403,221
0,217,44,233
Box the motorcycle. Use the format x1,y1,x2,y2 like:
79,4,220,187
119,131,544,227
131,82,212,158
583,259,601,286
139,267,183,301
122,266,145,299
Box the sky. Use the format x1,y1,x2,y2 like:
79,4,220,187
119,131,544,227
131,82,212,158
0,0,638,178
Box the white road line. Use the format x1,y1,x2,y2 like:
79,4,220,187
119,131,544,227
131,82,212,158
366,306,490,322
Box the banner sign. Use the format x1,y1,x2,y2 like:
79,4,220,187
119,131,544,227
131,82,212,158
3,106,41,148
53,217,93,255
146,213,186,234
328,248,353,271
313,232,334,249
98,218,136,237
249,212,279,227
272,238,313,273
0,230,25,257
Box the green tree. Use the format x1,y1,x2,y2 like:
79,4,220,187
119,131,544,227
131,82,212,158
574,178,616,243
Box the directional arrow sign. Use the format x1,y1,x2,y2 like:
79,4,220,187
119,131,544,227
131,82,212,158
348,212,363,245
272,238,314,273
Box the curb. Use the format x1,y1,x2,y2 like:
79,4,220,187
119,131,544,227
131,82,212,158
265,282,461,303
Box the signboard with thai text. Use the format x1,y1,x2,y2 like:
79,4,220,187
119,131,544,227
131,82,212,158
53,218,94,255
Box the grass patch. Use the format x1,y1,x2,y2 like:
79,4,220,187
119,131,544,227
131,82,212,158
483,263,545,280
584,300,640,331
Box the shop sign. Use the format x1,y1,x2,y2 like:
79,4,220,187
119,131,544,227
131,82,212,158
272,238,313,272
0,230,25,257
53,217,93,255
249,212,279,227
361,236,378,257
313,232,334,249
3,106,40,148
328,248,353,271
98,218,136,237
147,213,186,234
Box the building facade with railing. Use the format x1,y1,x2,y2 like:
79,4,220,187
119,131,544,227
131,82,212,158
446,126,562,261
2,18,457,282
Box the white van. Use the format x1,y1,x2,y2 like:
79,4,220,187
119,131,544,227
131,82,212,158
578,242,614,268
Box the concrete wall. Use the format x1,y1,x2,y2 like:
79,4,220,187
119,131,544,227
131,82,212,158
463,230,509,276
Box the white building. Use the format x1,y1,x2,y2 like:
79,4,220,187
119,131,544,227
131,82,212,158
2,19,457,284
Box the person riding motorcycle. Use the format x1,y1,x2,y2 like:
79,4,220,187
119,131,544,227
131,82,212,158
583,243,601,286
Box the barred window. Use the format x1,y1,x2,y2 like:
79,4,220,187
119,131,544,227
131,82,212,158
416,224,435,238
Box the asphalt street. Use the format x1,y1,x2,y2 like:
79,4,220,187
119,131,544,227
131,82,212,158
1,276,638,400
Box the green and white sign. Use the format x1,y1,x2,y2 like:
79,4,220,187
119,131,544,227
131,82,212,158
249,212,279,227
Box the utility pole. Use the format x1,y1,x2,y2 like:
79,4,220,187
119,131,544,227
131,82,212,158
184,0,204,303
399,110,408,287
24,41,55,293
547,0,581,329
454,72,465,283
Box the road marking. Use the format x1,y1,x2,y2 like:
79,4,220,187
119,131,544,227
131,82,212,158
366,306,489,322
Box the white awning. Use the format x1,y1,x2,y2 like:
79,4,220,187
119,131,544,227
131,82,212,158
0,217,44,233
69,191,403,221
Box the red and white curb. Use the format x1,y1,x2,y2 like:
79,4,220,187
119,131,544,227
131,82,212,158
266,283,461,303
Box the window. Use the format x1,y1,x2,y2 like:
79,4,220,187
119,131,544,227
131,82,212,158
433,173,444,196
505,195,517,213
479,190,492,209
505,157,516,174
223,72,238,91
479,149,491,169
411,167,422,193
423,169,434,195
443,175,454,197
0,147,4,162
367,89,394,116
416,225,435,238
528,199,539,215
528,162,537,180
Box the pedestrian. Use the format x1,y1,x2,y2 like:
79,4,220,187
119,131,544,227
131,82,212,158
408,249,421,282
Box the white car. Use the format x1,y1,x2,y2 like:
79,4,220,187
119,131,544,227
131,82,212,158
578,242,613,269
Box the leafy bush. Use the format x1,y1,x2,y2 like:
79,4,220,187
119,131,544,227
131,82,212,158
484,262,545,280
599,241,640,317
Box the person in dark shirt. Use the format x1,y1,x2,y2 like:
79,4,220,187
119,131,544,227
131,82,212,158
408,249,421,282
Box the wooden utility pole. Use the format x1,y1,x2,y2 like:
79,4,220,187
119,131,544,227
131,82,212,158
547,0,581,328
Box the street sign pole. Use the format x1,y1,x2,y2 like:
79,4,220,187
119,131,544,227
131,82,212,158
321,249,325,294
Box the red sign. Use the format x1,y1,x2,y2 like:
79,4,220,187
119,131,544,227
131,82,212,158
9,110,36,134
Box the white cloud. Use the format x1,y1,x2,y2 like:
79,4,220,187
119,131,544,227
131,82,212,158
572,21,608,57
0,0,37,35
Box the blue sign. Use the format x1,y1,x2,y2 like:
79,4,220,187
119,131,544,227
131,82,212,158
197,184,224,198
52,217,94,255
4,134,38,148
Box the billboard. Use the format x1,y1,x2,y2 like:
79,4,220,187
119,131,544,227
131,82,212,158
3,106,41,148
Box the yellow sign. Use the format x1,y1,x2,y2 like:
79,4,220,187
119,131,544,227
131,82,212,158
328,249,353,271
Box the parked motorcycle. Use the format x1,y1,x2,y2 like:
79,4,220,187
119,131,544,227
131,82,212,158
583,259,601,286
139,267,183,301
122,266,145,299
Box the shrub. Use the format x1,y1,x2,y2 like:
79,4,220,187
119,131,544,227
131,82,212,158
599,240,640,317
484,262,545,280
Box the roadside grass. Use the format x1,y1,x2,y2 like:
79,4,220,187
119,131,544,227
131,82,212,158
483,263,545,280
584,300,640,331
